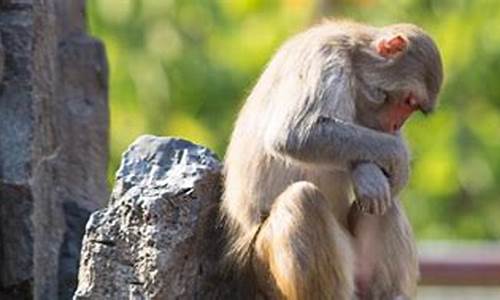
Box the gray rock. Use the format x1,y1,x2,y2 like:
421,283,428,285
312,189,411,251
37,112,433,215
0,35,4,81
74,136,230,300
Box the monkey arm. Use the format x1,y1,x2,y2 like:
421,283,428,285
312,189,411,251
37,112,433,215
265,115,409,186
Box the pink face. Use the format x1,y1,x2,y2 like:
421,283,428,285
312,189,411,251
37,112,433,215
374,34,424,134
379,91,421,134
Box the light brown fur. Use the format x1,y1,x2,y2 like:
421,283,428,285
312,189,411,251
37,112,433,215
221,19,442,300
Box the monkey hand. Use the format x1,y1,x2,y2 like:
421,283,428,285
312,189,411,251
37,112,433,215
351,162,393,215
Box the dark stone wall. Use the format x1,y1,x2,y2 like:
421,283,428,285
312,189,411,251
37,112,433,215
0,0,108,299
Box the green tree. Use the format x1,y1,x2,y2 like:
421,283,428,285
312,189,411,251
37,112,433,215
87,0,500,240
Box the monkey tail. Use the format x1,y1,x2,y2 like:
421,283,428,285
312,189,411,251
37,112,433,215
228,225,261,264
220,215,266,298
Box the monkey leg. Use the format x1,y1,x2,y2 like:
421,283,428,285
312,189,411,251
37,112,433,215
254,181,355,300
349,200,418,300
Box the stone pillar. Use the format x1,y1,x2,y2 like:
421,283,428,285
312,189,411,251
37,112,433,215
0,1,108,299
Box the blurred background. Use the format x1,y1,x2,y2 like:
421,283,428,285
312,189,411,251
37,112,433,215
86,0,500,243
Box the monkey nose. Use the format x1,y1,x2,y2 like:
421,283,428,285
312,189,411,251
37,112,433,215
405,93,418,108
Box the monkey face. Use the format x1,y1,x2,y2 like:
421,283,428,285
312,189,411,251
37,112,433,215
377,91,421,134
355,85,429,134
353,24,443,134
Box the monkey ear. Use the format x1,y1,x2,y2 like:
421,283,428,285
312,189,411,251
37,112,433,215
375,34,408,58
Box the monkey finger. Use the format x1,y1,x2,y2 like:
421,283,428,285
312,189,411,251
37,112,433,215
370,199,378,215
376,198,386,215
365,197,376,214
378,184,391,213
380,187,390,214
380,201,387,214
376,200,389,215
362,200,370,213
371,198,379,215
364,200,372,214
357,202,366,214
353,200,365,213
385,198,395,214
365,188,381,215
352,200,361,212
384,194,393,211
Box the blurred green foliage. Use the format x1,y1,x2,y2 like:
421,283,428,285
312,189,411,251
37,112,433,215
87,0,500,240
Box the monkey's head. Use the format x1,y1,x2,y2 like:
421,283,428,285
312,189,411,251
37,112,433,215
353,24,443,134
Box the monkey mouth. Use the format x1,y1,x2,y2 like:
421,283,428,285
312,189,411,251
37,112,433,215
390,121,404,134
383,92,420,134
385,121,405,135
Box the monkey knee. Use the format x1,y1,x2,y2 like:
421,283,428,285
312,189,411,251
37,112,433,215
286,180,319,192
267,181,342,243
272,181,330,217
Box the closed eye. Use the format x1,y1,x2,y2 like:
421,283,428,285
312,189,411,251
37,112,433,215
381,89,390,103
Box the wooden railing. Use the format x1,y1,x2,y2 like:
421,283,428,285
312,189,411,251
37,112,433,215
419,242,500,286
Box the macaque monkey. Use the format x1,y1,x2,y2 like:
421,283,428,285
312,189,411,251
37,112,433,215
221,20,443,300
